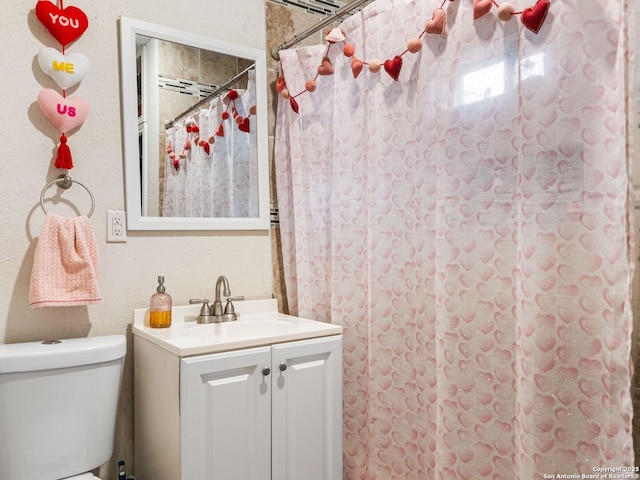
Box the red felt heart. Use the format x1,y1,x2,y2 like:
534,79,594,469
238,117,250,133
521,0,550,34
289,97,299,114
317,57,334,75
35,1,89,47
383,56,403,82
215,124,225,137
473,0,493,20
276,75,286,93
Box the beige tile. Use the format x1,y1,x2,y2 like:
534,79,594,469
158,41,200,80
266,1,324,69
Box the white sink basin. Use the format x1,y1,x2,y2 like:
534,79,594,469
222,318,297,337
132,299,342,356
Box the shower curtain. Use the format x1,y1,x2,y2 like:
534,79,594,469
275,0,634,479
163,73,259,218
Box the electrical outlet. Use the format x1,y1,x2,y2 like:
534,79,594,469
107,210,127,243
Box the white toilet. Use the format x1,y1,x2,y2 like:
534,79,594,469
0,335,126,480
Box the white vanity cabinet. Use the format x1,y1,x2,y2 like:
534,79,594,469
134,334,342,480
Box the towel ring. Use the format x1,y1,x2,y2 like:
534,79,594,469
40,174,96,218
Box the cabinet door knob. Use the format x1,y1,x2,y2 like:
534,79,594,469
279,362,288,372
262,367,271,376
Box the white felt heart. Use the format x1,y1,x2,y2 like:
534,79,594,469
325,28,345,43
37,47,90,90
37,89,89,133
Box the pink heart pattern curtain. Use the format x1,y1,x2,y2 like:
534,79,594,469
275,0,635,478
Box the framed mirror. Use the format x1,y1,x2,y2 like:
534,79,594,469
118,16,269,230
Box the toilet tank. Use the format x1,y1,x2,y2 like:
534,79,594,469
0,335,126,480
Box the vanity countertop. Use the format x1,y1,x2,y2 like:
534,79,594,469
132,298,342,356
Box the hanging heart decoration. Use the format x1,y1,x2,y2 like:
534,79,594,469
277,0,555,114
289,97,299,114
383,56,403,82
37,47,90,89
473,0,493,19
35,0,89,47
171,91,257,164
351,58,364,79
34,1,91,170
199,140,210,155
37,88,89,133
317,57,334,75
521,0,550,34
238,117,251,133
425,8,447,34
325,28,345,43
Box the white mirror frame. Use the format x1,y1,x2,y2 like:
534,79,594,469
119,16,270,230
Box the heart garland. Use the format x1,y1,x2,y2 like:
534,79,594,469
474,0,551,35
167,91,256,171
34,0,91,169
278,0,553,114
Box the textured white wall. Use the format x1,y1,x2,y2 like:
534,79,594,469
1,0,269,476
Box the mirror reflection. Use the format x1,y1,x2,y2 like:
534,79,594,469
119,17,269,230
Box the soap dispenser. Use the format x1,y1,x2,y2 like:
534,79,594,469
149,276,172,328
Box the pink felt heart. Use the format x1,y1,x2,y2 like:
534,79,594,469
351,58,363,79
37,89,89,133
238,117,250,133
473,0,493,19
35,0,89,47
215,123,225,137
383,56,403,82
521,0,550,34
425,8,446,34
317,57,334,75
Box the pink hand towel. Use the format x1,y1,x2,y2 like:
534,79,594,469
29,213,102,308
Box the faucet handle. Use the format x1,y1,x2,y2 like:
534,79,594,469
224,296,244,315
189,298,213,320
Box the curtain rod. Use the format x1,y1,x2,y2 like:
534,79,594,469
164,64,255,129
270,0,372,60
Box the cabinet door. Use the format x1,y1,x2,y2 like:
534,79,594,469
271,335,343,480
180,346,272,480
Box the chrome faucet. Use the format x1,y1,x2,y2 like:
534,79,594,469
212,275,231,316
190,276,243,323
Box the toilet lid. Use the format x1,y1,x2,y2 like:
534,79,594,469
61,474,99,480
